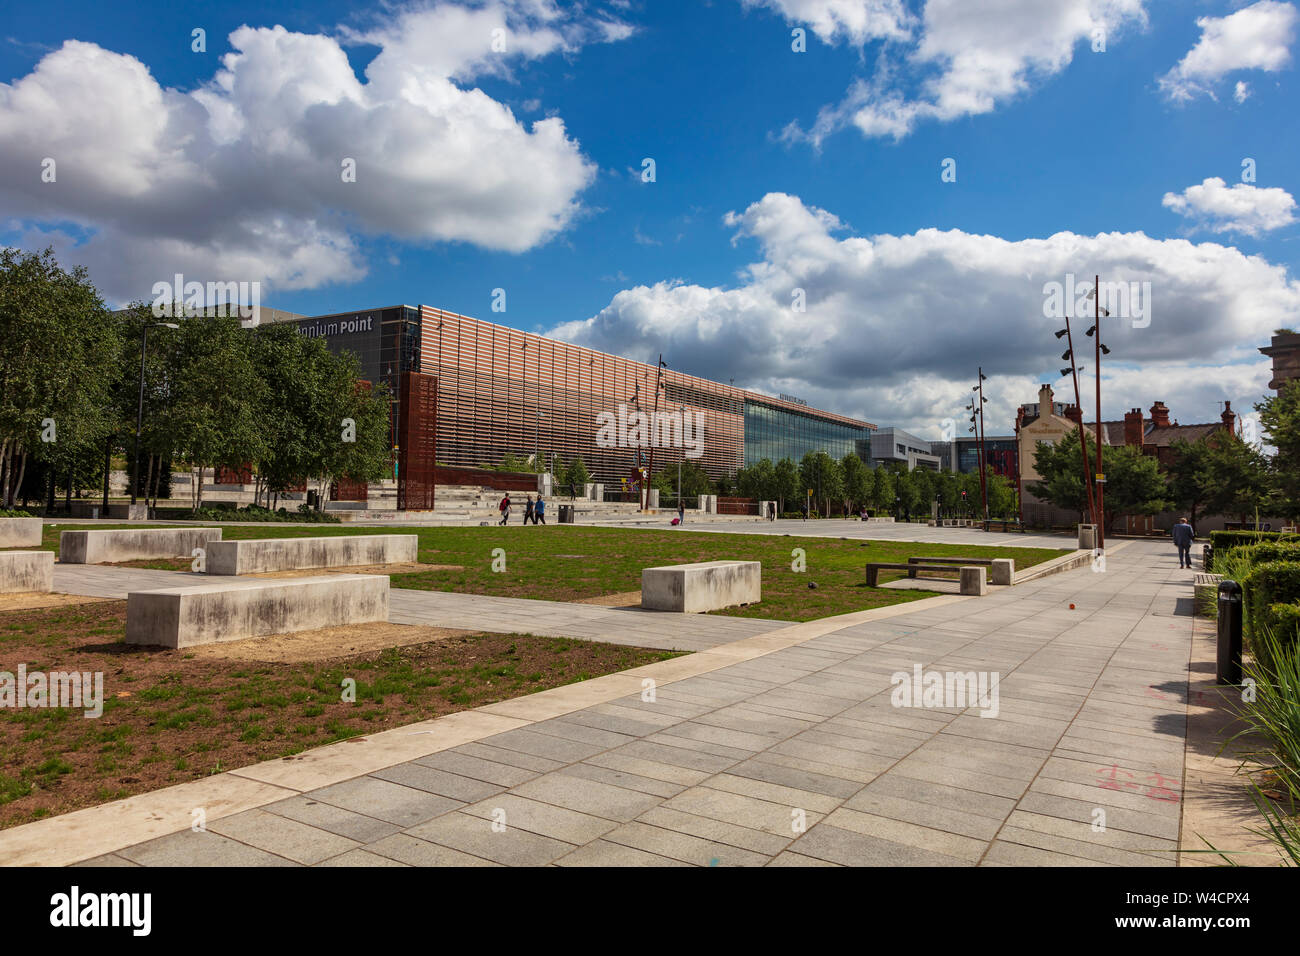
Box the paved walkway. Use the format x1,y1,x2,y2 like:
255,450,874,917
50,565,788,652
5,537,1213,867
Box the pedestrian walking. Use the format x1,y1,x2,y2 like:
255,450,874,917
523,495,534,525
535,495,546,524
677,499,685,526
768,502,776,521
498,494,511,526
1171,517,1195,569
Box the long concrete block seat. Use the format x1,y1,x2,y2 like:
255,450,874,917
206,533,418,575
59,528,222,564
0,517,43,548
125,574,389,649
906,556,1014,585
0,551,53,593
642,560,760,613
867,561,995,590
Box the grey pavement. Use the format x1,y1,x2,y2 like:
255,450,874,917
84,537,1199,867
50,564,787,652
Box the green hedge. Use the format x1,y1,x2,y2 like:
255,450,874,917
1242,560,1300,647
1208,530,1300,570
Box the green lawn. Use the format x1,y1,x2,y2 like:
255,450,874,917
38,522,1068,622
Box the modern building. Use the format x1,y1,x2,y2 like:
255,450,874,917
871,427,941,470
1260,330,1300,394
930,436,1018,478
279,304,876,491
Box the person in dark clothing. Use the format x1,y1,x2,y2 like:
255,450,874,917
498,494,511,526
677,500,685,525
535,496,546,524
523,495,535,525
1171,517,1195,568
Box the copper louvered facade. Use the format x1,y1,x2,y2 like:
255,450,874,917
416,307,873,484
283,305,875,490
398,371,438,511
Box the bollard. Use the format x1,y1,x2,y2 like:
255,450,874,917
1203,543,1212,571
1216,580,1243,685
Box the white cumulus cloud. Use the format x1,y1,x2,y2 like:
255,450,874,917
0,1,629,303
1159,0,1298,102
740,0,914,44
782,0,1148,144
1162,177,1297,236
549,192,1299,436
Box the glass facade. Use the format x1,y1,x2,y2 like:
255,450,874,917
957,437,1018,478
743,400,872,467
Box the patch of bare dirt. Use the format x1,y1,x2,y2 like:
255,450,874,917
571,590,642,607
190,621,473,663
0,592,113,611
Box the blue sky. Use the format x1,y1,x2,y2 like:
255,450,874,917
2,0,1298,436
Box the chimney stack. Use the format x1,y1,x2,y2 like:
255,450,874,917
1038,384,1054,421
1149,401,1171,428
1124,408,1144,447
1221,400,1236,432
1064,404,1083,424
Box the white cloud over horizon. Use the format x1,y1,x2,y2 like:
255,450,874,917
548,192,1296,438
0,1,629,303
1162,177,1297,237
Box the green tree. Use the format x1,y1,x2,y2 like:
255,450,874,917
868,466,895,516
840,452,870,511
162,317,268,511
987,473,1017,519
1026,427,1095,521
1259,381,1300,520
1097,444,1169,532
1202,432,1270,525
1166,437,1215,527
772,457,800,512
0,247,123,509
737,458,775,501
799,451,843,517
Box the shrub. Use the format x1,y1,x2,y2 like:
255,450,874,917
187,504,340,524
1210,530,1300,569
0,508,35,517
1242,561,1300,662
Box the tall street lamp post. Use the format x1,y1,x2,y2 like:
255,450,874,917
1055,317,1098,529
132,320,179,506
1085,276,1111,550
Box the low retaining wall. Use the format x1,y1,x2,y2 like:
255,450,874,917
1013,550,1093,584
125,574,389,649
60,528,222,564
0,517,42,548
0,551,53,593
69,503,148,520
642,560,761,613
206,534,419,575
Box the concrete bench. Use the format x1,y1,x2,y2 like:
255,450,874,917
0,551,53,593
60,528,222,564
206,534,419,575
906,556,1014,585
125,574,389,649
866,562,992,594
642,560,760,613
0,517,42,548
